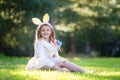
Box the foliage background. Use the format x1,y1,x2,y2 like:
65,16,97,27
0,0,120,57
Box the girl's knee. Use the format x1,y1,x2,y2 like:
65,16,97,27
63,60,69,64
62,60,69,66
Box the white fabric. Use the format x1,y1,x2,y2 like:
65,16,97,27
26,38,66,70
37,22,54,30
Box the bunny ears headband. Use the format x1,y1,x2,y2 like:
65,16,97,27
32,13,62,47
32,13,53,30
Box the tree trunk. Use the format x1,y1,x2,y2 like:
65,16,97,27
69,33,77,54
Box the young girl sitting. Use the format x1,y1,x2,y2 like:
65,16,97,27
26,13,88,73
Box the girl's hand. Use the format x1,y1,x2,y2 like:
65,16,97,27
58,62,64,68
52,54,57,58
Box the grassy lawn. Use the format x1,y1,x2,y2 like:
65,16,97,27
0,54,120,80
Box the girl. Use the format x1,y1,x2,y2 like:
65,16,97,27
26,13,89,73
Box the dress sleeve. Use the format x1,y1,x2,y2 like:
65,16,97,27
35,42,55,68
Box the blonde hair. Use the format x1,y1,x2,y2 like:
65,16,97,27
35,23,56,43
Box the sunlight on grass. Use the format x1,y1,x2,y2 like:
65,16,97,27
0,54,120,80
97,71,120,76
0,69,91,80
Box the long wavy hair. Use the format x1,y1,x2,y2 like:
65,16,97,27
34,24,56,44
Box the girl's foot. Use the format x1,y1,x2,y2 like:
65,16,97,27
62,68,70,72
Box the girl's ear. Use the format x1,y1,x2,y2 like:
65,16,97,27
32,18,41,25
43,13,50,22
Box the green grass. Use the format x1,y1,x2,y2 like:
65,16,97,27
0,54,120,80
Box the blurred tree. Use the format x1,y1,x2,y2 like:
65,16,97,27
0,0,120,57
0,0,57,56
54,0,120,57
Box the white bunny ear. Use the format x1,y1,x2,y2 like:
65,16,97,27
32,18,41,25
43,13,50,22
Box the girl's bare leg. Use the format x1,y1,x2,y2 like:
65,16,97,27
62,61,87,73
51,64,69,72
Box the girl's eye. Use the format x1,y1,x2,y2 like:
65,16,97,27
47,29,50,31
42,30,45,31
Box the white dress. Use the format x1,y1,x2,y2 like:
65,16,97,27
26,38,66,70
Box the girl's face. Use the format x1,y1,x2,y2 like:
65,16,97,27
40,25,52,41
